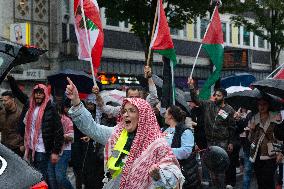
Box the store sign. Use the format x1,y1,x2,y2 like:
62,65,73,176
98,73,139,85
12,69,46,80
10,23,31,45
223,49,249,70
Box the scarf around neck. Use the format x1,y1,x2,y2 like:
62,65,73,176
24,84,50,161
104,98,179,189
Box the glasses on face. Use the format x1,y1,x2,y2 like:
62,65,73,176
122,108,137,115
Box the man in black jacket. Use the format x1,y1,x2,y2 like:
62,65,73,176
188,79,237,189
23,84,64,183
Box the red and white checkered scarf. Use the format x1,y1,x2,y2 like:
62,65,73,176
105,98,179,188
24,84,50,161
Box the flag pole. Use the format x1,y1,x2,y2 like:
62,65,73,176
146,0,159,67
266,62,284,78
189,5,218,79
170,60,175,105
80,0,97,87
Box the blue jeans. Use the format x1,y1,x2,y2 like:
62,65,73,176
242,151,253,189
33,152,50,182
47,150,74,189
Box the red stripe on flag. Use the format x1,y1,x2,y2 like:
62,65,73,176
202,8,223,44
151,0,174,50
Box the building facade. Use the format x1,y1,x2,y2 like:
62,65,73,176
0,0,276,93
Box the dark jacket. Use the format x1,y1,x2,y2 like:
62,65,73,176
191,106,207,149
7,76,29,138
190,88,237,148
40,101,64,154
0,107,23,150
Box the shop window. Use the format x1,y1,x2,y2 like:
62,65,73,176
183,25,187,38
106,18,119,27
258,35,265,48
229,24,232,44
170,27,179,36
222,22,226,43
193,20,198,39
243,27,250,46
124,20,129,28
200,19,209,39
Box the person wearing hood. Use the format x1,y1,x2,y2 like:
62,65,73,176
66,78,184,189
23,84,64,184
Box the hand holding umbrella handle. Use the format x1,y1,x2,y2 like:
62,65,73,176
66,77,80,106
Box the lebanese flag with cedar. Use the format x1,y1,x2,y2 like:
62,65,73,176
74,0,104,73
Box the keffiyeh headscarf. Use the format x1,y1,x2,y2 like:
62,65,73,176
24,84,50,161
105,98,179,188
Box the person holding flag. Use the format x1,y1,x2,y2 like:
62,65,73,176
149,0,177,109
65,77,184,189
189,0,224,100
188,1,238,188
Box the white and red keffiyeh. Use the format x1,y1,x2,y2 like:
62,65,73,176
105,98,180,188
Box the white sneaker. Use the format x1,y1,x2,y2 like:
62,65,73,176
226,185,233,189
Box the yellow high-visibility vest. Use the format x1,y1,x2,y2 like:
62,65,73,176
107,129,129,178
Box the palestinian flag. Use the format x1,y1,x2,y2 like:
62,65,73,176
149,0,176,106
149,0,177,65
74,0,104,73
199,7,224,100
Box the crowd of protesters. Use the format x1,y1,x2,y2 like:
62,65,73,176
0,66,283,189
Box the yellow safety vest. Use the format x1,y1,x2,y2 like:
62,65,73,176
107,129,129,178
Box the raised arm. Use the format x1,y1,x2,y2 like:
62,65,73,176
92,85,121,118
66,78,114,145
145,66,159,107
7,75,28,104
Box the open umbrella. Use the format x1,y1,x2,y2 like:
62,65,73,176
47,69,101,94
221,73,256,88
225,86,252,94
152,75,190,113
0,40,47,84
225,89,283,112
252,78,284,99
100,89,126,105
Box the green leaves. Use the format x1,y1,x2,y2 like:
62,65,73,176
98,0,210,57
223,0,284,69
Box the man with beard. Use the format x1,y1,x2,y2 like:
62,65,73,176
23,84,64,184
0,91,24,156
188,79,236,189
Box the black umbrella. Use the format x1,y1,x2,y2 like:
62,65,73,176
152,74,190,113
225,89,283,112
201,146,230,174
252,78,284,99
47,69,101,94
0,40,47,84
0,143,44,188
